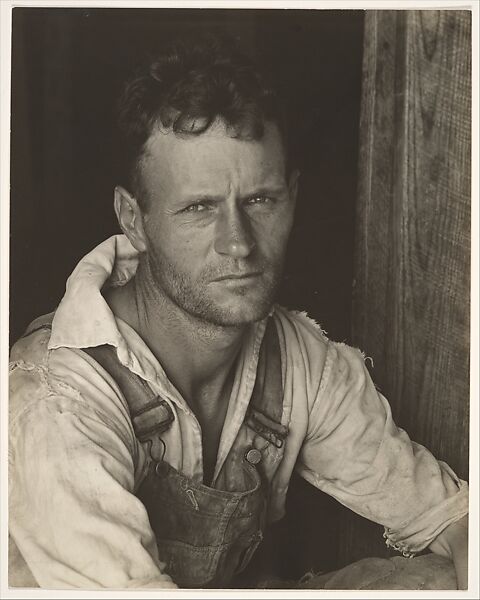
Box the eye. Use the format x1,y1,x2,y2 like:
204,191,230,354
246,195,274,206
182,202,209,213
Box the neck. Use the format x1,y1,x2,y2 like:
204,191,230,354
107,261,247,404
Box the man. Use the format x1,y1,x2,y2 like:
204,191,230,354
9,34,468,589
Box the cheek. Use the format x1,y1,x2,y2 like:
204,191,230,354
254,212,293,256
175,232,212,261
147,221,208,262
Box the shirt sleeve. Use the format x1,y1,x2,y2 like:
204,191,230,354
9,360,177,589
295,341,469,555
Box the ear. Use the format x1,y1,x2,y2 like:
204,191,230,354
288,169,300,205
114,186,147,253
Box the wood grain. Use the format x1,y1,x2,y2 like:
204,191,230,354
339,10,471,565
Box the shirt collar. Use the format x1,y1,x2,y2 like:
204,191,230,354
48,234,139,354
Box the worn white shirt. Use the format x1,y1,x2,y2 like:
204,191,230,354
9,235,468,589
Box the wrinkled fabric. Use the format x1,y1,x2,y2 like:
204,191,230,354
137,456,267,588
297,555,457,590
9,234,468,589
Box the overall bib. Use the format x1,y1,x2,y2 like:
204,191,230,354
82,317,288,588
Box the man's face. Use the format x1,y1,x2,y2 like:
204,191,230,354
137,120,297,327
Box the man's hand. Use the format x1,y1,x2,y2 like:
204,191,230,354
428,515,468,590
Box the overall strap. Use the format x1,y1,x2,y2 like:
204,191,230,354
245,317,288,449
82,345,174,443
20,311,174,443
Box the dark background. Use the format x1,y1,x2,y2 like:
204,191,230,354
10,8,364,577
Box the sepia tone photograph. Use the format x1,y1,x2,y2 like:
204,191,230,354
2,0,474,595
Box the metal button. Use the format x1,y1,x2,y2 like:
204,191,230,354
245,448,262,465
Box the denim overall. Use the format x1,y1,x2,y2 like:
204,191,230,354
81,317,288,588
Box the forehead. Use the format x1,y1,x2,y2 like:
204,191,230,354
140,120,287,198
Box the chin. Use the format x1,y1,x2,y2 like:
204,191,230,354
205,297,274,327
171,277,279,327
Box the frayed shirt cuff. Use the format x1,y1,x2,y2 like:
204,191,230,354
382,467,468,557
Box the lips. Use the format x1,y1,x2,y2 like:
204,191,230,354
212,272,262,282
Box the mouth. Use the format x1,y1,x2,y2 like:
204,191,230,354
212,272,262,283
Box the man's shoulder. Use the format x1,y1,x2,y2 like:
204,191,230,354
10,311,56,367
271,305,330,371
9,312,60,426
272,305,329,346
9,311,134,434
271,306,371,381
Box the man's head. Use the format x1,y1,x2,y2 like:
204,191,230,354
114,34,299,327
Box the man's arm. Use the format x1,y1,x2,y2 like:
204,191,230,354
294,340,468,569
9,360,177,589
428,515,468,590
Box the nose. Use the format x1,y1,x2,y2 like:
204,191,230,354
214,207,255,258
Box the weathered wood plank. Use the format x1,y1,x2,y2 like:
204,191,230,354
340,9,471,565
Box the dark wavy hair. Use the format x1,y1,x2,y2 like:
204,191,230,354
116,33,288,208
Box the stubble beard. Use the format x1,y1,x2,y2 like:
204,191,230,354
145,251,283,328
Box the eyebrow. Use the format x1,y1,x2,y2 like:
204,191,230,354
181,185,288,203
242,185,288,198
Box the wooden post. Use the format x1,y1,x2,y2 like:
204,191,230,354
340,10,471,565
